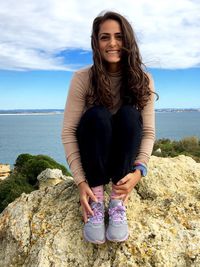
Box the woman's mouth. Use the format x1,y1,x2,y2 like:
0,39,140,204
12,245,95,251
106,50,120,54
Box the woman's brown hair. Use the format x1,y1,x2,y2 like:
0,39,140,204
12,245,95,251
87,11,156,111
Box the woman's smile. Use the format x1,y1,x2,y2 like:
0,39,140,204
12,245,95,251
106,50,120,54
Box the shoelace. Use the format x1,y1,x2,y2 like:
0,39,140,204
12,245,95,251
88,202,104,224
108,205,126,222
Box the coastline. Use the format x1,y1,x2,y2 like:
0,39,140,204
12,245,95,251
0,108,200,116
0,112,64,116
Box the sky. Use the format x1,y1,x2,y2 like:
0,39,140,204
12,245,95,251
0,0,200,110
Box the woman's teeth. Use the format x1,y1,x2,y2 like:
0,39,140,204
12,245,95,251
107,50,119,54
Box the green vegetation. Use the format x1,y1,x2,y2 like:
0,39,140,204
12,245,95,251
0,153,70,213
0,173,33,213
15,154,69,185
153,136,200,162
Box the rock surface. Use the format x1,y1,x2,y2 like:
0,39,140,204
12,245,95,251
37,168,72,188
0,155,200,267
0,164,11,180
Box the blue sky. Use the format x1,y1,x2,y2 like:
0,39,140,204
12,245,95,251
0,0,199,109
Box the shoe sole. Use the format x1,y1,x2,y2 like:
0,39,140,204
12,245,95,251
106,231,129,242
83,231,106,244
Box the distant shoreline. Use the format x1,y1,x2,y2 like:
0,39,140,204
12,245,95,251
155,109,200,113
0,108,200,115
0,112,63,116
0,110,64,115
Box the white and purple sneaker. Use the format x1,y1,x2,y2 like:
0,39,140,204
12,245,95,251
83,201,105,244
106,199,129,242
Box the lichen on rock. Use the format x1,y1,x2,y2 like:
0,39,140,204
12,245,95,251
0,155,200,267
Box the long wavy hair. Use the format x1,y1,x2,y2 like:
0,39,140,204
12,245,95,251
86,11,156,111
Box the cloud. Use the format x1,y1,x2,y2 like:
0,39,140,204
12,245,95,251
0,0,199,70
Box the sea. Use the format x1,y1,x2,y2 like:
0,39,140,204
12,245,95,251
0,112,200,168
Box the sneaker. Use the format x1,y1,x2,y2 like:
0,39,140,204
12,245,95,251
106,199,129,242
83,201,105,244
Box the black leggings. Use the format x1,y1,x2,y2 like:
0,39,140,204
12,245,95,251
76,105,143,187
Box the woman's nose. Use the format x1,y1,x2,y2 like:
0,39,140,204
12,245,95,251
109,37,117,46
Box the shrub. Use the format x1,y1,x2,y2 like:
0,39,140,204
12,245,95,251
14,154,70,185
15,154,70,188
153,136,200,162
153,139,175,157
153,138,171,150
0,153,70,213
34,155,69,176
14,153,34,170
178,136,199,152
22,158,52,185
0,173,33,213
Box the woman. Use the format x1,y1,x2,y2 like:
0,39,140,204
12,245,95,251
61,11,156,244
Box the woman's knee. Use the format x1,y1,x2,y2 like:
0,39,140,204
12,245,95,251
82,105,111,123
116,105,142,125
77,105,113,136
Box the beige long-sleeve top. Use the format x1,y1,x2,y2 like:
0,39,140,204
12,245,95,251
61,65,155,185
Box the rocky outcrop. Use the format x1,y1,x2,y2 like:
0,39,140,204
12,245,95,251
0,155,200,267
0,164,11,180
37,168,73,189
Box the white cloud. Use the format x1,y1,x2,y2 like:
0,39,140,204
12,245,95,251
0,0,199,70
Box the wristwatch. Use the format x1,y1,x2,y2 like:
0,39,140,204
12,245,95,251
131,163,147,177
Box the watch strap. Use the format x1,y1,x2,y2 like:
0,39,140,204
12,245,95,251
131,162,147,177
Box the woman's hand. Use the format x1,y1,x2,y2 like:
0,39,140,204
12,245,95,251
78,181,98,223
112,169,142,204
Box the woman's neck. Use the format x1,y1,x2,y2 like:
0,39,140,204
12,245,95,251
105,63,122,73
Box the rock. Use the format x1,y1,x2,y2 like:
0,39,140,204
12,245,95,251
0,155,200,267
154,148,162,155
0,164,11,180
37,168,72,189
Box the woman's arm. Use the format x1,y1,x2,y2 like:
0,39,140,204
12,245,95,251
134,73,156,165
61,68,98,220
61,69,89,186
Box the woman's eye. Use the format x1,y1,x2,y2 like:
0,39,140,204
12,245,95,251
100,36,109,40
99,34,123,41
116,35,123,40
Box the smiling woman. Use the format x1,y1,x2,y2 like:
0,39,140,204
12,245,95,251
61,10,157,244
98,19,123,71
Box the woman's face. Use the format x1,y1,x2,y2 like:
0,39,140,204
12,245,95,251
98,19,123,72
